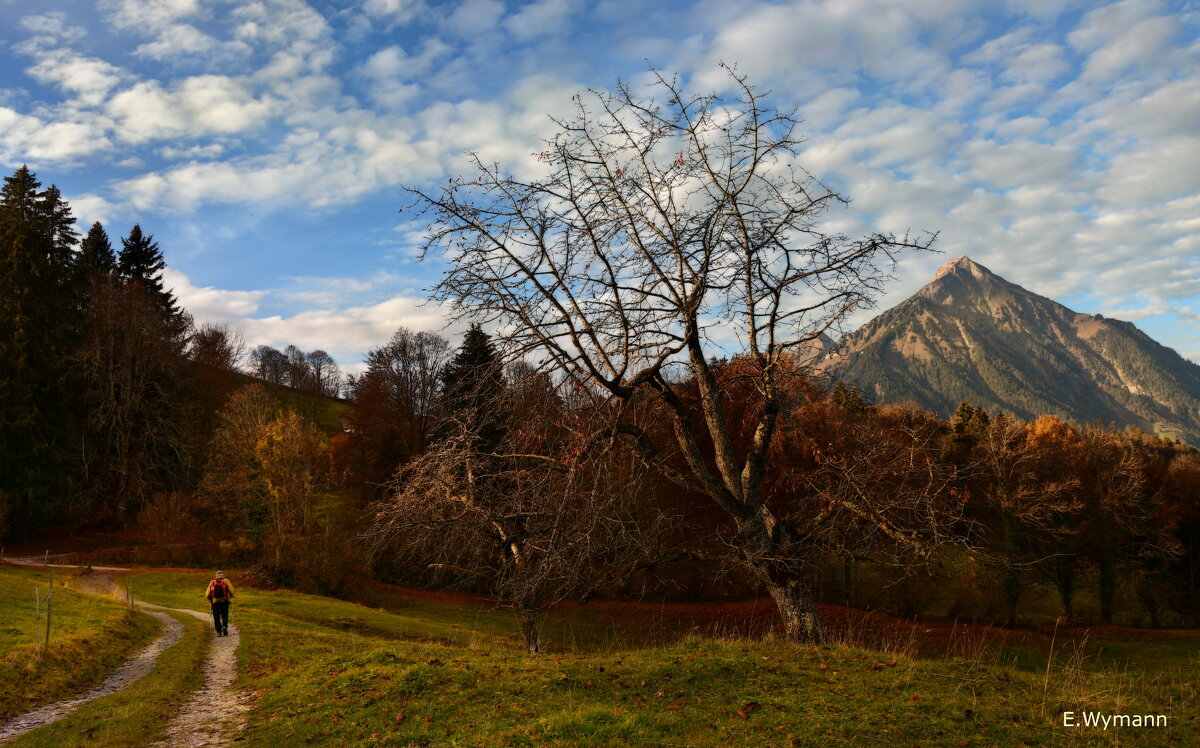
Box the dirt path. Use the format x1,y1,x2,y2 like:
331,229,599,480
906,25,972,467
141,602,253,748
0,561,251,746
0,609,182,745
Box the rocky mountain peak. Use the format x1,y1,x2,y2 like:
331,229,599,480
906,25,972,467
823,259,1200,445
931,255,988,280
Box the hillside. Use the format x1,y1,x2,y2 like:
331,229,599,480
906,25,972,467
821,257,1200,444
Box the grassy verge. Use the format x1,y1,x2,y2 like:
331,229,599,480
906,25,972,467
8,610,208,748
0,563,159,722
127,569,1200,746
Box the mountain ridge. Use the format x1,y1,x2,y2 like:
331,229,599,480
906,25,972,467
821,256,1200,444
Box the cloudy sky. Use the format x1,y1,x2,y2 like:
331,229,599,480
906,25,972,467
1,0,1198,369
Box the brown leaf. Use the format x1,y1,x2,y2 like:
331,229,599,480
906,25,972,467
395,712,406,723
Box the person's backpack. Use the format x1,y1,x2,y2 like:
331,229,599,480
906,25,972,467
211,579,229,600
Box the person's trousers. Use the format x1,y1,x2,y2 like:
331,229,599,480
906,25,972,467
211,600,230,633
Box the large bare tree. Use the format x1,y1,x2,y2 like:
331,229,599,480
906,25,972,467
406,69,934,643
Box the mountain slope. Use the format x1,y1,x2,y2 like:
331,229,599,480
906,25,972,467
821,256,1200,444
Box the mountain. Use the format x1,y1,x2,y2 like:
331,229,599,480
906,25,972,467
820,256,1200,445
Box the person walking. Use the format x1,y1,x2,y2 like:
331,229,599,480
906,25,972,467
205,570,235,636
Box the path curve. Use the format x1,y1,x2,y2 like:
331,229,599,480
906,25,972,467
0,609,183,744
0,560,252,747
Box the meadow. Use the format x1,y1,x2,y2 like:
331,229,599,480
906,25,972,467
2,562,1197,745
128,568,1200,746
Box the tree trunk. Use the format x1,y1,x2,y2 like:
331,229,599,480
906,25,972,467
1003,563,1021,626
518,609,542,654
763,573,823,644
1098,541,1116,624
1054,552,1075,620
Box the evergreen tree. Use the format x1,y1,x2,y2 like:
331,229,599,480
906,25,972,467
832,381,869,418
118,224,179,318
38,184,79,271
0,167,77,536
440,324,506,452
951,401,990,443
78,221,117,276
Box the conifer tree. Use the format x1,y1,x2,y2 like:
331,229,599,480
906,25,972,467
118,224,179,318
38,184,79,270
78,221,117,276
0,166,76,536
440,324,506,452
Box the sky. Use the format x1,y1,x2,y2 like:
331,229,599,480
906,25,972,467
1,0,1198,371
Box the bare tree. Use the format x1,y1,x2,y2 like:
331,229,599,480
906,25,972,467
405,69,933,642
974,414,1080,624
189,322,247,372
368,374,655,654
253,345,288,385
306,349,342,398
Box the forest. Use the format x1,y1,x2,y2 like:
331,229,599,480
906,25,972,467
2,158,1198,657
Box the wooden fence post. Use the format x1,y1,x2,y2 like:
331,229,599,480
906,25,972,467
42,576,52,658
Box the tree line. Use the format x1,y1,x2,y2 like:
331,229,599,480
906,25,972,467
0,165,346,542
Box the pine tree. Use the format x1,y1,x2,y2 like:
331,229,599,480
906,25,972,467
38,185,79,272
440,324,506,452
0,167,77,536
78,221,117,276
118,224,179,318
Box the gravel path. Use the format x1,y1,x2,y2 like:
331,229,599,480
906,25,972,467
0,609,182,745
143,603,253,747
0,560,252,746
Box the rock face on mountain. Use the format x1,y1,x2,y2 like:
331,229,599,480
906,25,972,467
821,256,1200,445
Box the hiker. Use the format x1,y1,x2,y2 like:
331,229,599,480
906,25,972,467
205,570,235,636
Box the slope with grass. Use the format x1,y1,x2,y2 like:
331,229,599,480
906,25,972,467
127,569,1200,746
6,609,210,748
0,563,159,723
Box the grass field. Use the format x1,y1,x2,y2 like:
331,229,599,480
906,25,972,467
124,569,1200,746
6,609,208,748
0,563,159,722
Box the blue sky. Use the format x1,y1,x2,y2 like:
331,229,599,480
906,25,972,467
1,0,1198,371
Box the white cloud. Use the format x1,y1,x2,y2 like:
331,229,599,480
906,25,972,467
362,0,425,24
25,49,124,106
0,107,112,162
107,76,275,143
164,267,266,319
442,0,506,38
19,12,86,44
504,0,579,42
238,294,454,364
68,193,118,228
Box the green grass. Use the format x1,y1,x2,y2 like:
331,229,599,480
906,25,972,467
0,563,159,722
125,569,1200,747
8,610,208,748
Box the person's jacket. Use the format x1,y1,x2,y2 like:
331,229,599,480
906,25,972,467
205,578,235,603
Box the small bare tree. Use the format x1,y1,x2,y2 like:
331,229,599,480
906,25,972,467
406,69,933,642
189,322,247,372
368,377,655,654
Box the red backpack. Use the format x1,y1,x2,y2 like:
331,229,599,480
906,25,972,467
211,579,229,600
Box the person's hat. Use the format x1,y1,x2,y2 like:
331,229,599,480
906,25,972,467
215,570,224,579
